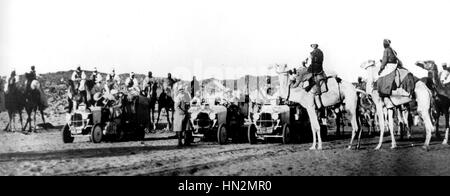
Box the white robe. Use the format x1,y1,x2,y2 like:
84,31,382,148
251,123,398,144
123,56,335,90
440,70,450,85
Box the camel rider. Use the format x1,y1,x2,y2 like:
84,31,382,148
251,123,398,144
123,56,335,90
105,69,120,93
440,63,450,85
378,39,401,76
25,66,37,92
173,85,192,147
376,39,409,97
142,71,156,97
91,67,103,85
71,66,87,87
190,76,200,98
300,43,325,102
71,66,88,105
163,73,180,97
125,72,140,94
302,43,327,123
30,66,37,79
356,77,366,91
8,71,17,90
90,67,103,98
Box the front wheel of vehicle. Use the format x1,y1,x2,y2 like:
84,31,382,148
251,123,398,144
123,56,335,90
282,124,291,144
217,124,228,145
62,124,74,144
91,124,103,143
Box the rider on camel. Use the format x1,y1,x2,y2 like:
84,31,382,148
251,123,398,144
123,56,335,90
163,73,180,97
105,69,120,93
190,76,200,99
90,67,104,101
303,43,327,123
440,63,450,85
293,43,325,95
125,72,140,95
142,71,156,97
71,66,88,105
7,71,17,90
25,66,37,93
376,39,410,97
91,67,103,85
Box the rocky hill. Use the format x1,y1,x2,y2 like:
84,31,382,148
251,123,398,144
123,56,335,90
2,70,280,116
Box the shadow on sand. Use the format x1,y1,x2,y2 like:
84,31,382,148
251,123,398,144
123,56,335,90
0,142,216,163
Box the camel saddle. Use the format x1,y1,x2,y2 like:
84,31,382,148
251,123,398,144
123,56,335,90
291,70,330,95
376,67,417,97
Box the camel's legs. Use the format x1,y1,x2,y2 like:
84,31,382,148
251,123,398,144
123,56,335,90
355,118,362,149
375,103,386,150
348,128,356,149
421,110,433,149
40,109,46,129
434,110,441,138
11,112,16,132
156,106,162,125
306,107,321,150
443,111,449,145
33,109,37,132
18,112,24,132
387,109,397,149
171,107,174,128
23,110,31,132
403,109,412,139
4,113,11,132
166,108,171,130
335,112,342,136
344,98,360,149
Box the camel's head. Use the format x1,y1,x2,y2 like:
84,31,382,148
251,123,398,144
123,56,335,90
360,60,376,70
415,60,437,72
273,64,289,74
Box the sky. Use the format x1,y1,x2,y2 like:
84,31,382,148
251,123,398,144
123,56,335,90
1,0,450,81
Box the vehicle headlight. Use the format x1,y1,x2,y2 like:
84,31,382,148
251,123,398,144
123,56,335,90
271,113,279,120
209,112,216,119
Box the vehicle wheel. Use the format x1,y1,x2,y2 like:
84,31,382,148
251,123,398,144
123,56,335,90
91,124,103,143
282,124,291,144
62,124,74,143
217,124,228,145
247,124,257,144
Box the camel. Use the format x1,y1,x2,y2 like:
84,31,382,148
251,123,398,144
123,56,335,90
355,89,377,136
4,75,24,132
143,82,158,128
22,74,47,133
360,60,435,150
416,60,450,145
156,86,175,130
274,64,360,150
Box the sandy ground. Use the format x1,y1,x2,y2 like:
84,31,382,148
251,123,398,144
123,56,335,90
1,111,450,176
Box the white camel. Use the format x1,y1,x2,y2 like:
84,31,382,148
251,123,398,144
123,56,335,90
360,60,435,150
274,64,360,150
